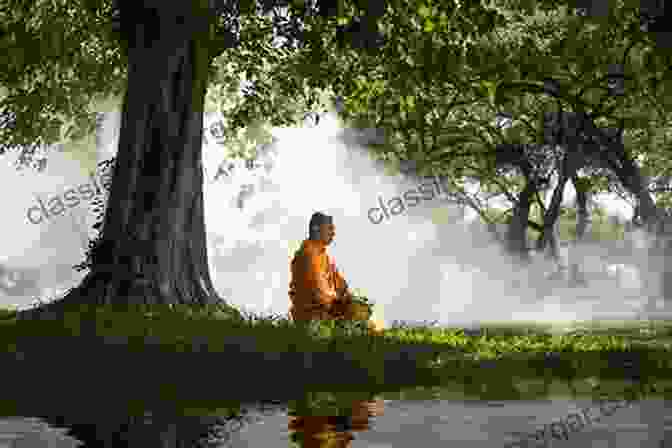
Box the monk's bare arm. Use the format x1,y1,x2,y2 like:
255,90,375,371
333,268,352,301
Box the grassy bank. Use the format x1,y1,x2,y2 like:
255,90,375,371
1,303,672,410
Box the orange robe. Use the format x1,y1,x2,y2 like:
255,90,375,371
289,239,348,321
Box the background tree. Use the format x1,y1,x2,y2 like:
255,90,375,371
282,0,672,295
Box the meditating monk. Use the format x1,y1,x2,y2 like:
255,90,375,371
289,212,381,333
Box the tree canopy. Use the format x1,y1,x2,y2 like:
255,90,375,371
3,0,672,315
290,0,672,244
3,1,670,237
1,0,536,195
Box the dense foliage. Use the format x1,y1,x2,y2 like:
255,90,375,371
5,1,669,212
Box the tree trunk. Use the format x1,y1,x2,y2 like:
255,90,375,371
545,111,670,302
573,176,592,241
536,175,568,263
536,135,584,264
603,141,672,307
18,3,241,320
611,149,663,229
570,175,590,286
506,180,536,264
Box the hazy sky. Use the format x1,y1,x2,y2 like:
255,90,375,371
0,150,97,265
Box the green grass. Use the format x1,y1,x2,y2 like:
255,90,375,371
3,302,672,341
2,302,672,410
2,302,672,360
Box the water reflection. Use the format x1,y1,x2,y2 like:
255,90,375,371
4,380,670,447
288,394,385,448
35,407,269,448
26,397,385,448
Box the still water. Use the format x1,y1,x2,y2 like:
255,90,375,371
2,386,670,447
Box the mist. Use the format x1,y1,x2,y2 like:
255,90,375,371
2,105,669,329
196,108,666,329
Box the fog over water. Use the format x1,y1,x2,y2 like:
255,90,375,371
2,105,668,328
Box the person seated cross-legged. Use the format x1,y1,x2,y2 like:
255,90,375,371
288,212,382,334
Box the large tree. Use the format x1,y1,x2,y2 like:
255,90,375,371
3,0,514,320
1,0,394,319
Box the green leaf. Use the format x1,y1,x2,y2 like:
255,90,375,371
478,80,498,106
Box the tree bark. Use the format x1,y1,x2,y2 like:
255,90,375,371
535,125,585,263
494,144,541,264
610,150,662,228
18,3,241,319
582,115,672,307
569,175,591,286
573,176,592,242
506,180,536,264
573,112,663,230
536,175,568,263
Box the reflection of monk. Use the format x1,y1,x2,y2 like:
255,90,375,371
288,399,385,448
